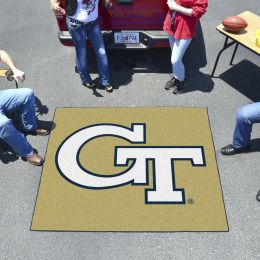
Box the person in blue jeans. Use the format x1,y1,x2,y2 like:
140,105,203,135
221,102,260,202
0,50,49,166
51,0,113,93
221,102,260,155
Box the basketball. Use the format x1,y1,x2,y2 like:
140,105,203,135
222,16,248,32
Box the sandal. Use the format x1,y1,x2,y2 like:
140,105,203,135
82,81,96,89
104,84,113,93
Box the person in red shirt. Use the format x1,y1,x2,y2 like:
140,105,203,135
163,0,208,94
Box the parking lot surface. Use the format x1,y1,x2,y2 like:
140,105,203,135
0,1,259,259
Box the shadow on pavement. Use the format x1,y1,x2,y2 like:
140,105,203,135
219,60,260,101
88,48,172,91
86,21,213,93
183,21,214,94
35,96,49,117
248,138,260,153
35,96,55,131
0,141,19,164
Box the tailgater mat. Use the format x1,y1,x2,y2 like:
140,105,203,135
31,107,228,232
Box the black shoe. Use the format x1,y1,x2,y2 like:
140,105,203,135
23,152,44,166
256,190,260,202
101,84,113,93
164,76,176,90
27,128,49,136
33,128,50,136
172,79,186,94
82,81,96,89
221,144,251,155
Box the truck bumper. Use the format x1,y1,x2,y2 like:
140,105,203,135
58,30,169,49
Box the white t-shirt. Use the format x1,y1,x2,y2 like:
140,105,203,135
71,0,99,23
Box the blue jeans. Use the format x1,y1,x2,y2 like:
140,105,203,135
233,102,260,148
0,88,37,157
168,35,192,82
66,17,110,86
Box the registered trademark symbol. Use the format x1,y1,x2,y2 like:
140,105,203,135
188,198,194,204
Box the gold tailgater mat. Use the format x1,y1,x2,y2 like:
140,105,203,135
31,107,228,231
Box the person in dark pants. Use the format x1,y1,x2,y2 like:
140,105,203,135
50,0,113,93
0,50,49,166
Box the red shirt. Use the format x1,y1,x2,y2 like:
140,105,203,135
163,0,208,39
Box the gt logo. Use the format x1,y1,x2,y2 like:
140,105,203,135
56,124,206,204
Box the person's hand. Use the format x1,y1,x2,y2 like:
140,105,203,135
12,68,25,84
51,1,66,16
167,0,180,11
104,0,112,8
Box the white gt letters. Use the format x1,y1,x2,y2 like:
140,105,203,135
56,124,205,204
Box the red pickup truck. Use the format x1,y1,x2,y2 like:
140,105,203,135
56,0,169,49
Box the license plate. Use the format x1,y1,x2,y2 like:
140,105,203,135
114,32,139,44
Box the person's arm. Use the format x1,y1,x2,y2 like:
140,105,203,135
50,0,66,16
0,50,25,83
190,0,208,19
167,0,192,16
167,0,208,18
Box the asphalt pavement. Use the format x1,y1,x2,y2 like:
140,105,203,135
0,1,259,259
